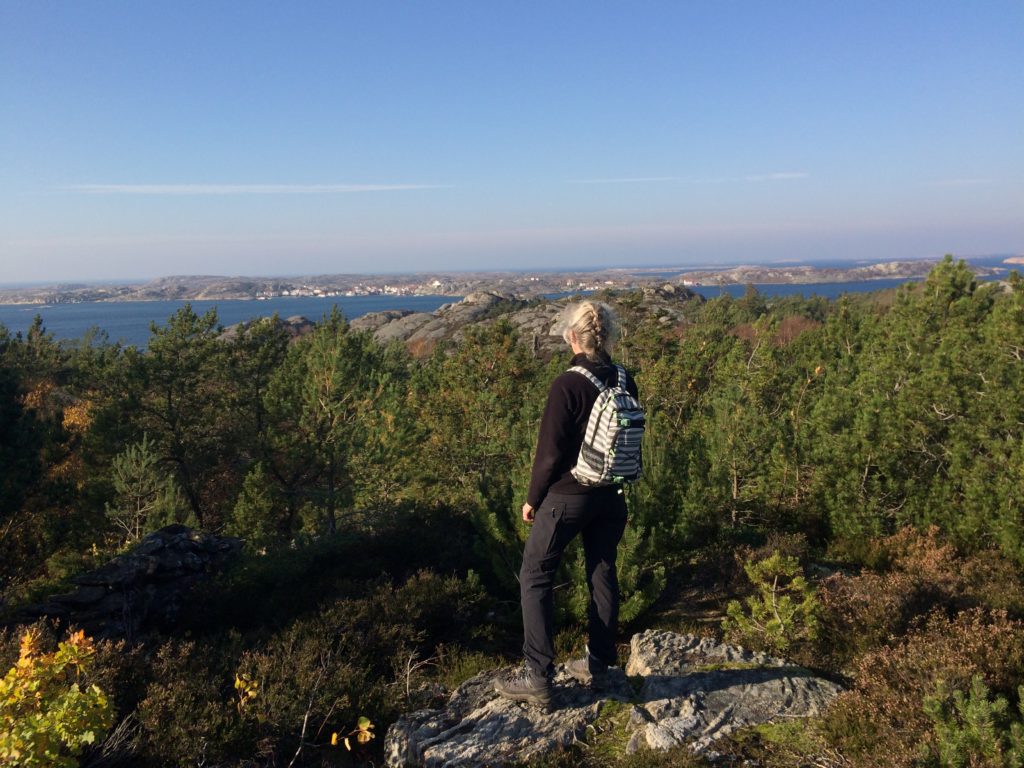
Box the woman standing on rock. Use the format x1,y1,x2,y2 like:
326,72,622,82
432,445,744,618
494,300,641,709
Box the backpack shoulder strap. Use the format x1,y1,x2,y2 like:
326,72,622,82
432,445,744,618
568,365,606,392
614,364,628,390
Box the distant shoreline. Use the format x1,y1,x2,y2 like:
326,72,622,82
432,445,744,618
0,256,1013,307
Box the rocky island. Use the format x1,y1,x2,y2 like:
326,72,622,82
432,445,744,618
0,257,1009,306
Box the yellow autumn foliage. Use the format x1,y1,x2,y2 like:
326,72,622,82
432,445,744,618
335,715,375,751
0,629,114,768
20,382,53,411
61,399,94,434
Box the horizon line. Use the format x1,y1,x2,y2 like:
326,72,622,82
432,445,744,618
1,254,1007,290
61,183,452,195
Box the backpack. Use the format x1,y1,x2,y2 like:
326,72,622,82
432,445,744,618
569,364,645,486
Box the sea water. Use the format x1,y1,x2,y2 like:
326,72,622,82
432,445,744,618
0,294,459,348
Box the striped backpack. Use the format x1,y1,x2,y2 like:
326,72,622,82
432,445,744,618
569,364,645,486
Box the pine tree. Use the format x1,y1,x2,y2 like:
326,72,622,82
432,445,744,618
132,304,227,527
227,463,280,551
105,434,188,544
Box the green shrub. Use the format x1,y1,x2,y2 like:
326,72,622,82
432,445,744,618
922,676,1024,768
225,461,282,551
135,640,251,768
104,434,190,545
434,644,503,692
184,505,486,636
0,629,114,768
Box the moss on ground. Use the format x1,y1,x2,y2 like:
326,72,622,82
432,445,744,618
721,716,838,767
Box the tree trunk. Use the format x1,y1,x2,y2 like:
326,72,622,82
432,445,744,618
326,453,337,535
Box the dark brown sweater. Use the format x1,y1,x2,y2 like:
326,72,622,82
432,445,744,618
526,352,640,508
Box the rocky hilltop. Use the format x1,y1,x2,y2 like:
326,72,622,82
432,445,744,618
215,286,701,356
0,270,626,305
675,259,1003,285
386,630,843,766
349,285,700,357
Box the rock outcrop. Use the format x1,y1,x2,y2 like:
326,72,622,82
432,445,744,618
218,287,702,357
351,287,700,358
219,314,316,342
385,630,842,767
622,630,840,754
20,525,242,641
350,291,528,352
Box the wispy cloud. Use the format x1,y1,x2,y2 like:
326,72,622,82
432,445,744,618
744,172,809,182
567,176,681,184
568,172,809,185
933,178,996,187
63,183,450,195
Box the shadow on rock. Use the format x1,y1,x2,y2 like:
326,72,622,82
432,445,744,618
385,629,843,767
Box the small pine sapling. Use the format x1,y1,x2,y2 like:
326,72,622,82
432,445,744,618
722,550,819,656
922,676,1024,768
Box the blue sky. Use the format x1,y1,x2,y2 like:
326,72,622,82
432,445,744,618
1,1,1021,281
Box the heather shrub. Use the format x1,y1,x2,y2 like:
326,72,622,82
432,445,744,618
871,527,1024,613
129,569,487,766
823,609,1024,768
817,527,1024,672
234,570,488,764
135,640,252,767
816,568,917,671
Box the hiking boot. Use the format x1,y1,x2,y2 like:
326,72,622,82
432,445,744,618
493,665,552,709
566,654,609,688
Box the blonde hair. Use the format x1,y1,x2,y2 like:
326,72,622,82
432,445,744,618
562,301,618,361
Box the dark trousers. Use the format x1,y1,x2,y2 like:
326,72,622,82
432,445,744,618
520,489,628,677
